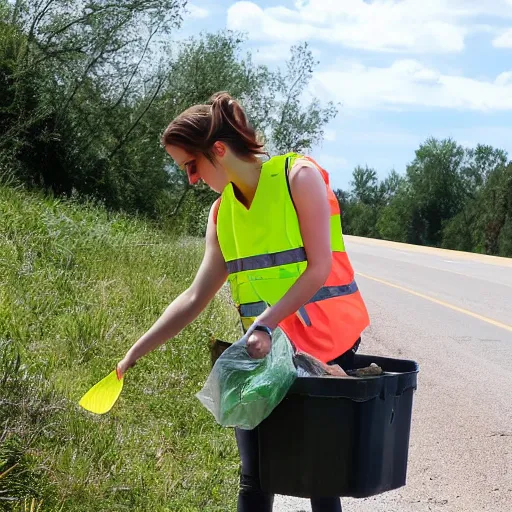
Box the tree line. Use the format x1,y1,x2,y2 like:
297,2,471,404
336,139,512,256
0,0,336,235
1,1,510,256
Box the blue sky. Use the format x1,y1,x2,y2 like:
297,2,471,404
178,0,512,190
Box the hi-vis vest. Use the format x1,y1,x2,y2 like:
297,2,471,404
216,153,370,363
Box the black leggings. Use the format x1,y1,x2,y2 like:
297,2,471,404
235,339,360,512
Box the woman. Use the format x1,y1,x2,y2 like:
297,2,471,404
117,91,370,512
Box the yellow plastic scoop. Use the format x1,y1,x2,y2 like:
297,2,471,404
79,368,124,414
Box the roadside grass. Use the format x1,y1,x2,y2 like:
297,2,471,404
0,183,242,511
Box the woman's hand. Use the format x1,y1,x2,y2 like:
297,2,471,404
246,329,272,359
116,355,136,379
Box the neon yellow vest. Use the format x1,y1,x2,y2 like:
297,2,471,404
216,152,370,362
217,152,344,325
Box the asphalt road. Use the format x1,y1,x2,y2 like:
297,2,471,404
275,236,512,512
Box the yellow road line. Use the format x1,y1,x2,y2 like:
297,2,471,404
356,272,512,333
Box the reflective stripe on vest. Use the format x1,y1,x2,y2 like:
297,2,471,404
226,247,307,274
239,280,359,318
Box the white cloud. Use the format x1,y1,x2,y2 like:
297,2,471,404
186,3,209,19
313,59,512,111
227,0,512,53
493,28,512,47
227,2,316,43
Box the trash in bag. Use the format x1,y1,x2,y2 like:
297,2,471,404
196,327,297,430
293,352,384,378
293,351,348,377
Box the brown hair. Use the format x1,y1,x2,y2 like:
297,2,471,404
161,92,265,162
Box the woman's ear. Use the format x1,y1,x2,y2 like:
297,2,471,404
212,141,227,158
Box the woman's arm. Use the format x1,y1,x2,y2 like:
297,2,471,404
117,200,227,375
246,160,332,357
258,159,331,328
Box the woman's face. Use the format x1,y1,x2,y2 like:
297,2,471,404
165,145,228,194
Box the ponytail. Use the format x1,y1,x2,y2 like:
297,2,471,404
161,91,265,162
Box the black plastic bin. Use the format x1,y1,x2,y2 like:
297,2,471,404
257,354,419,498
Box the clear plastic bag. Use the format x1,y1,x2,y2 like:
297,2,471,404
196,327,297,430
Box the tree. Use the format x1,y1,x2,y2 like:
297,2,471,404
476,162,512,255
379,170,405,203
340,166,405,239
0,0,187,201
153,34,339,231
462,144,508,195
351,165,379,205
403,138,466,246
262,43,338,155
442,145,509,253
1,12,339,231
376,177,411,242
